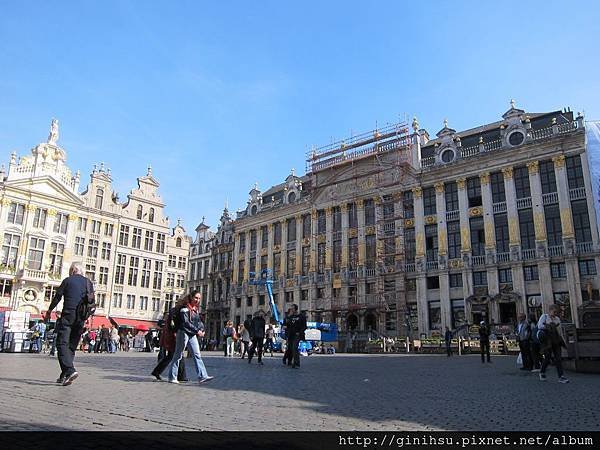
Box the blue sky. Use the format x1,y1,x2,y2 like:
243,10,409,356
1,1,599,234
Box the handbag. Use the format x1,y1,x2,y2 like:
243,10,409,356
516,352,523,367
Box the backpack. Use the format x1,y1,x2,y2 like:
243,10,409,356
168,305,184,332
76,278,96,322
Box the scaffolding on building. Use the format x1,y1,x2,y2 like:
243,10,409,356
305,120,413,329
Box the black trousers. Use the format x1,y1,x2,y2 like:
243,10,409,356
288,336,301,367
480,341,491,362
56,310,83,376
264,338,274,354
445,341,452,356
518,339,533,369
248,337,264,362
540,343,564,377
153,350,187,380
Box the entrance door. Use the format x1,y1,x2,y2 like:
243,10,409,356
471,304,489,325
364,312,377,332
499,302,517,324
346,314,358,331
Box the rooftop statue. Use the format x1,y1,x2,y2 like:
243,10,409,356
48,118,59,145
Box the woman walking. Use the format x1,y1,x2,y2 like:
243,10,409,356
538,305,569,383
151,311,187,382
239,324,250,359
168,290,213,384
223,320,236,357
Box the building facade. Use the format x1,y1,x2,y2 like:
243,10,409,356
0,121,190,326
223,104,598,343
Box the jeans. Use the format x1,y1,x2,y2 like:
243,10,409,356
56,310,84,375
168,331,208,381
153,350,187,380
288,336,301,366
226,337,234,356
264,338,274,354
445,341,452,357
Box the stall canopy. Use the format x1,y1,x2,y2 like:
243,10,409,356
84,316,157,331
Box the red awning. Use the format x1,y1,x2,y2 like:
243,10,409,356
84,315,158,331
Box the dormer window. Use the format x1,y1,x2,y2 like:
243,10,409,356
149,208,155,223
137,205,143,220
508,131,525,146
287,192,297,203
251,205,258,215
441,149,455,163
176,237,182,248
95,188,104,209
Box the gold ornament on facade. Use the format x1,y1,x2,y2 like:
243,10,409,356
286,279,294,288
26,203,36,212
484,221,495,248
274,244,281,252
311,209,318,220
560,208,575,238
534,211,546,240
552,154,566,169
416,232,425,257
449,259,463,269
48,209,58,217
508,217,520,245
1,198,11,206
68,214,78,222
404,218,414,228
302,237,310,246
348,229,358,238
434,183,445,194
317,235,326,244
325,207,333,217
460,226,471,251
438,230,447,255
260,248,268,256
527,161,539,175
340,204,348,213
425,215,437,225
268,223,273,231
502,167,513,179
295,214,302,221
365,225,376,235
374,197,382,206
356,199,364,209
469,207,483,217
479,172,490,185
456,178,466,190
412,187,422,199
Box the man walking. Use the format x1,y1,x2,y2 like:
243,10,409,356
44,262,94,386
479,320,491,364
515,313,532,371
444,326,453,357
284,304,306,369
248,310,266,365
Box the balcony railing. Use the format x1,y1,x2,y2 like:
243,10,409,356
426,260,438,271
542,192,559,205
472,255,486,266
569,187,586,201
446,210,459,221
383,222,395,233
365,268,376,277
548,245,563,257
483,139,503,152
22,268,47,281
493,202,507,213
405,263,416,273
521,248,536,260
516,197,532,209
316,274,325,283
300,275,309,285
348,270,358,280
421,156,435,168
287,241,296,250
460,145,480,158
496,252,510,263
576,242,594,255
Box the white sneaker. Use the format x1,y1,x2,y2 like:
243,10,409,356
531,369,540,373
558,376,570,384
199,376,214,384
168,379,180,384
539,373,547,381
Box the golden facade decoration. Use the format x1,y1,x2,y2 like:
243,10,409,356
527,161,539,175
552,154,566,169
456,178,466,190
469,207,483,217
425,215,437,225
502,167,513,179
404,218,414,228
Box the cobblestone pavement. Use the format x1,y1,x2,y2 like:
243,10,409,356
0,351,598,431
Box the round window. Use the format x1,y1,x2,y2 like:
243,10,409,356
441,149,455,163
508,131,525,146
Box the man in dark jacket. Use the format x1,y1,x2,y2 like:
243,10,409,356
479,321,491,364
44,262,94,386
515,313,532,370
248,311,266,365
444,327,453,357
284,304,306,369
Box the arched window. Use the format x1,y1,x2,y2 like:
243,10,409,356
136,205,143,220
149,208,155,223
250,204,258,215
95,188,104,209
287,192,296,203
176,237,182,248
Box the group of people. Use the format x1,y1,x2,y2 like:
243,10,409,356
80,325,133,353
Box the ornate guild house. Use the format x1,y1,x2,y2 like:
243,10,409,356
208,102,598,345
0,121,190,327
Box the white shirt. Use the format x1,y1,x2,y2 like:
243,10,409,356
537,313,561,330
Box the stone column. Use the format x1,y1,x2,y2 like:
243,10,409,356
243,232,250,282
435,183,447,264
412,187,425,265
267,223,274,274
416,275,428,335
552,155,575,253
538,261,554,312
254,228,261,276
527,161,547,257
502,167,521,259
325,207,333,271
457,178,471,257
295,214,303,276
340,204,349,271
280,219,287,278
309,210,317,273
480,172,496,262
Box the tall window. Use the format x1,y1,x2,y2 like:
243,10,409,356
423,187,436,215
473,271,487,286
178,256,186,270
141,259,151,288
139,296,148,311
332,207,342,231
445,182,458,211
87,239,99,258
238,260,245,282
27,237,45,270
128,256,139,286
78,217,88,232
127,294,136,309
85,263,96,282
273,253,281,278
365,199,376,225
317,210,326,233
514,166,531,199
99,267,109,285
490,172,505,203
539,160,557,194
519,209,535,250
470,217,485,256
286,250,296,278
153,261,163,289
261,225,268,248
425,224,438,261
91,220,101,234
33,208,47,229
572,200,592,243
115,254,126,284
53,213,69,234
544,205,562,247
301,246,310,275
402,192,413,219
287,218,296,242
365,235,376,269
467,177,482,207
495,214,509,253
95,188,104,209
447,221,461,259
144,231,154,251
349,237,358,270
566,155,585,189
119,225,130,246
101,242,111,260
1,233,20,267
332,239,342,272
498,268,513,284
348,203,358,228
132,227,142,249
273,222,281,245
250,229,257,251
136,205,143,220
148,208,155,223
113,293,123,308
8,202,25,225
48,243,64,274
524,265,539,281
156,233,166,253
404,228,415,262
104,223,114,236
302,215,311,239
317,243,326,273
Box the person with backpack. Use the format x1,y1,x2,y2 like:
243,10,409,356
222,320,236,357
167,290,213,384
43,262,95,386
537,305,569,383
151,311,188,382
247,310,266,365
